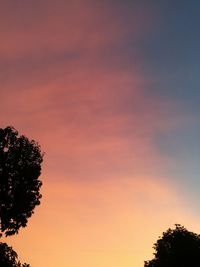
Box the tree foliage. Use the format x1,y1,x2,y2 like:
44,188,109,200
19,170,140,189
144,224,200,267
0,126,43,237
0,242,30,267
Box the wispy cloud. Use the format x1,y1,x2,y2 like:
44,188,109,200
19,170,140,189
1,1,200,267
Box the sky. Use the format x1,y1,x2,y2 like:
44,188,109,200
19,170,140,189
0,0,200,266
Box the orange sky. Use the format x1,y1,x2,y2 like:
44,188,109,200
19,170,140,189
5,177,200,267
1,1,200,266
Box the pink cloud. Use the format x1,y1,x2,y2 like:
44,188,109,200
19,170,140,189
0,1,154,60
0,63,193,184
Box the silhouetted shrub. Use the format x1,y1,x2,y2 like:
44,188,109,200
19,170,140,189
0,242,30,266
0,126,43,237
144,224,200,267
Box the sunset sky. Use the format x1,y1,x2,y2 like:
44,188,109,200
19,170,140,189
1,1,200,266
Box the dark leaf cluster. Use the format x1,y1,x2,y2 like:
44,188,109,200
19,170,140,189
145,224,200,267
0,242,29,267
0,126,43,237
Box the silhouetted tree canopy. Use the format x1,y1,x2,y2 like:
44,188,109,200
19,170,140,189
0,126,43,237
144,224,200,267
0,242,30,266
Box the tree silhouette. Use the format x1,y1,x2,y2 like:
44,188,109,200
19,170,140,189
0,126,43,237
0,242,30,267
144,224,200,267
